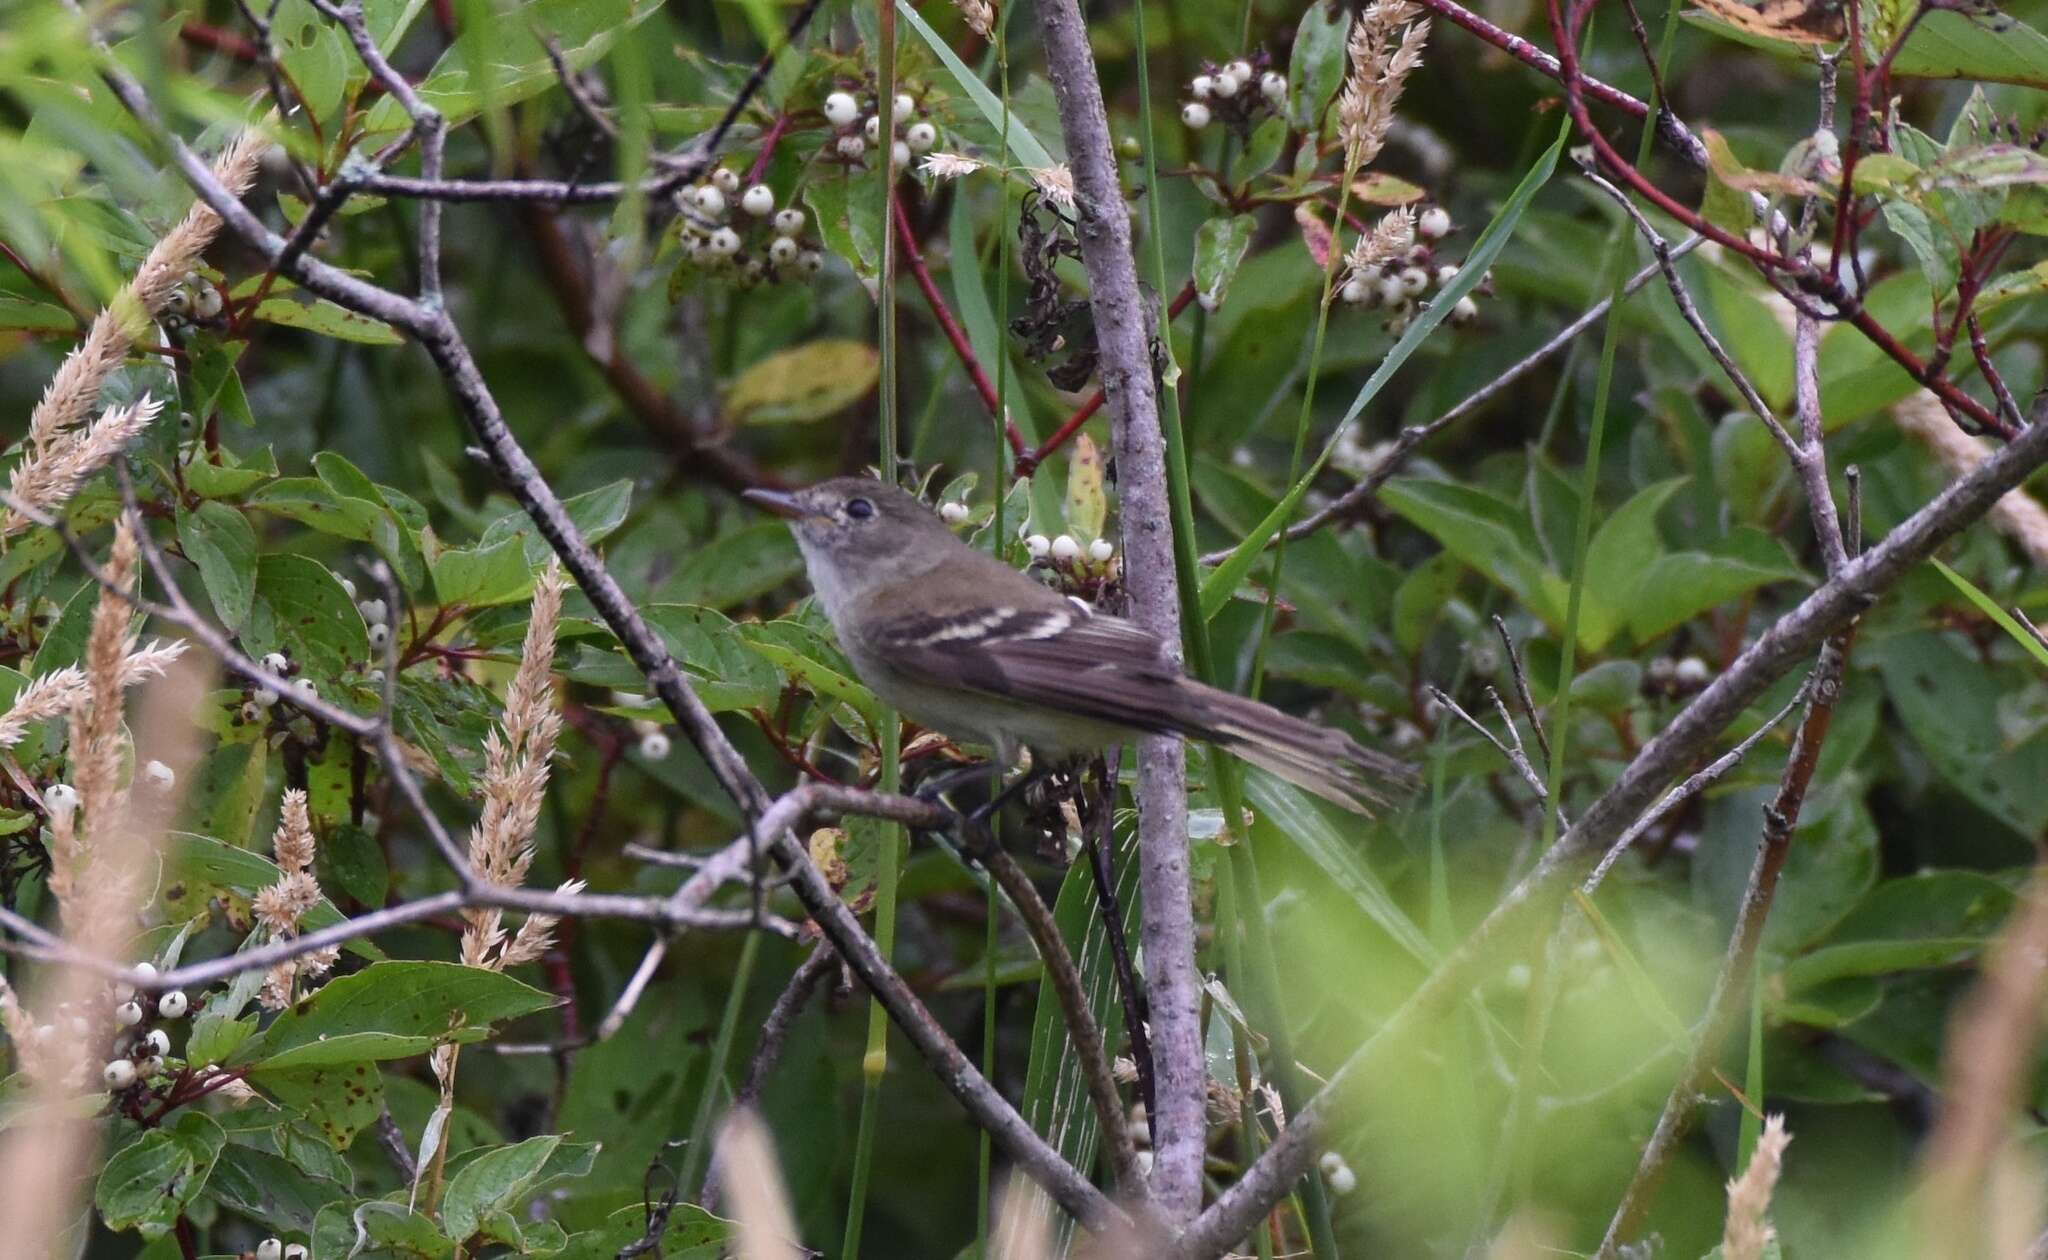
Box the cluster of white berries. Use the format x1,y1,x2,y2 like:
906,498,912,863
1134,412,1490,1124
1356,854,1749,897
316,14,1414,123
101,962,190,1093
1338,205,1488,334
158,270,226,332
1646,654,1712,697
679,167,825,286
1022,531,1116,570
1179,58,1287,132
240,650,316,723
821,88,939,172
1318,1150,1358,1196
632,718,671,761
358,592,393,651
254,1239,309,1260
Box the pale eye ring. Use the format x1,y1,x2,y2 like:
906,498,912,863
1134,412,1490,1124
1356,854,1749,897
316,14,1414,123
845,497,876,521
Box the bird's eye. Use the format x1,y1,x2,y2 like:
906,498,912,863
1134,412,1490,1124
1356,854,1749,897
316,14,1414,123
845,497,876,521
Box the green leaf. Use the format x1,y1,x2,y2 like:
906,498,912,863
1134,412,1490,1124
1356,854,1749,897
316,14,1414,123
251,296,404,344
478,479,633,566
1244,771,1437,971
1379,477,1566,630
160,832,378,960
441,1135,561,1242
429,535,531,608
568,605,780,712
1192,214,1256,314
1391,551,1465,654
547,1202,729,1260
251,1061,385,1150
245,554,372,688
1889,8,2048,88
896,0,1055,169
360,0,665,138
1876,630,2048,839
176,501,257,631
236,961,556,1070
1782,872,2016,992
1628,527,1809,643
1239,114,1288,180
184,337,255,429
740,630,882,733
310,1199,454,1259
208,1134,351,1233
724,339,879,425
1200,128,1565,619
805,171,886,281
655,521,801,610
96,1113,224,1238
1064,433,1108,541
1578,478,1684,650
1287,0,1350,134
186,1010,258,1067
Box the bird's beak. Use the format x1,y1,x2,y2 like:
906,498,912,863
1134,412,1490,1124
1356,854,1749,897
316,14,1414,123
742,488,808,520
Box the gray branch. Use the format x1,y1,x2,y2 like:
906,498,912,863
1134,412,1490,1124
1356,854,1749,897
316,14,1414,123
1034,0,1205,1221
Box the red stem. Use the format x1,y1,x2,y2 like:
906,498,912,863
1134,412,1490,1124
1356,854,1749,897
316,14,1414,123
746,115,793,185
890,195,1025,456
1018,280,1197,477
177,19,261,62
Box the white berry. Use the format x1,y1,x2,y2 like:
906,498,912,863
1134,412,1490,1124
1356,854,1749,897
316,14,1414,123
256,1241,283,1260
1226,60,1253,81
1319,1151,1345,1176
1378,275,1408,307
772,208,805,236
709,227,742,256
284,1248,308,1260
1675,656,1711,686
1212,71,1241,98
823,92,859,126
1260,71,1287,101
157,990,188,1019
800,250,825,274
1418,205,1452,239
712,167,741,194
741,184,775,216
864,114,883,143
893,92,915,118
1436,264,1460,286
357,597,388,624
194,287,223,319
1024,534,1050,559
1088,538,1115,563
693,185,726,217
1328,1162,1358,1196
1340,278,1371,304
262,652,289,673
838,135,867,160
1190,74,1214,99
768,236,799,265
240,701,261,723
103,1059,136,1090
144,1029,171,1056
115,1001,143,1027
891,141,911,169
1182,102,1212,129
1399,266,1430,296
939,501,970,525
253,687,279,707
1050,534,1081,562
1450,296,1480,326
44,783,79,816
368,623,390,648
639,730,672,760
906,121,937,153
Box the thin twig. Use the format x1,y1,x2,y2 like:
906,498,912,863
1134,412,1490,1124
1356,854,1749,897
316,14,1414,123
1492,615,1552,769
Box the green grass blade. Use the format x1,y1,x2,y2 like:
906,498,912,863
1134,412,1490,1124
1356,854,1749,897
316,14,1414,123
1931,558,2048,668
895,0,1054,169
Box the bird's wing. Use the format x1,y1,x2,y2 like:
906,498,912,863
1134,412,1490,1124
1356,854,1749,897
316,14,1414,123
867,599,1184,732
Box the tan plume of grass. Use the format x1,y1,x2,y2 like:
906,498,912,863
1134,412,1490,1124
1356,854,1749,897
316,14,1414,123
1916,864,2048,1260
459,560,581,972
1342,205,1419,292
1486,1213,1564,1259
0,659,206,1260
252,789,339,1011
718,1110,803,1260
953,0,996,40
1721,1114,1792,1260
1336,0,1431,171
7,132,264,539
1894,390,2048,569
989,1172,1057,1260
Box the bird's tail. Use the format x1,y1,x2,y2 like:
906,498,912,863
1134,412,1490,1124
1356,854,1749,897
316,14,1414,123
1169,679,1416,814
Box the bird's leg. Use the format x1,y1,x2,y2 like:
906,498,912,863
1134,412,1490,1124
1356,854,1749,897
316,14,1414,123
965,759,1059,832
910,758,1003,808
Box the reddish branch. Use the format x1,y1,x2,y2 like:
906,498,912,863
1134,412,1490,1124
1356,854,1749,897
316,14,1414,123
891,196,1025,456
1544,0,2010,437
176,19,261,62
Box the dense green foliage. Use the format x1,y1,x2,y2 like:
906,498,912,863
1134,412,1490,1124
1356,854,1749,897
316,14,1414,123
6,0,2048,1256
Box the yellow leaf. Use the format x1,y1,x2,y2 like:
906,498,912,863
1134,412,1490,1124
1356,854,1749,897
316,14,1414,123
725,340,880,425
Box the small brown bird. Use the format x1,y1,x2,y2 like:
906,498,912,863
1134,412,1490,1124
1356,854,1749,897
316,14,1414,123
746,477,1413,813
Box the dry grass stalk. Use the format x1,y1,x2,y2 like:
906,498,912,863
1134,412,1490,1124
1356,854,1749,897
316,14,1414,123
1337,0,1430,171
7,133,265,538
0,662,204,1260
990,1171,1057,1260
718,1109,803,1260
1916,864,2048,1259
1721,1114,1792,1260
253,789,339,1010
